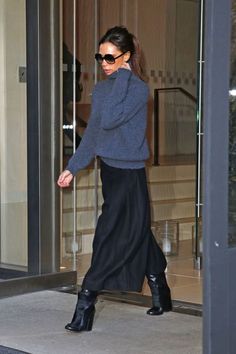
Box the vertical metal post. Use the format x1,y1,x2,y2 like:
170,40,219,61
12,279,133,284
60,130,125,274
26,0,61,274
153,90,160,165
196,0,204,219
72,0,77,271
94,0,99,227
194,0,204,270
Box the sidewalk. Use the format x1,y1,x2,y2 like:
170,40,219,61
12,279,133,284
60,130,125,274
0,291,202,354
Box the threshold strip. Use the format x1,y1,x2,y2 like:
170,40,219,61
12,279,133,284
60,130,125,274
58,286,202,317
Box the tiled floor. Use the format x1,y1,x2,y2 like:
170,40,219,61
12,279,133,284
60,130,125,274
61,239,202,305
166,239,202,304
143,239,202,304
166,261,202,304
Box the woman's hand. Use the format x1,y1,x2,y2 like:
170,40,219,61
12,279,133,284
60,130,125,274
57,170,73,188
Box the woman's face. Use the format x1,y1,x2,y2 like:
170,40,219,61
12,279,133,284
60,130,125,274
98,42,130,76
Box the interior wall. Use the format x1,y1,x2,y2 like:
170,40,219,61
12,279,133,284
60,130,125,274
173,0,198,157
135,0,198,158
0,0,27,266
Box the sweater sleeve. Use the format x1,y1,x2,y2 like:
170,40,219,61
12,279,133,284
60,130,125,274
100,68,149,130
65,90,98,176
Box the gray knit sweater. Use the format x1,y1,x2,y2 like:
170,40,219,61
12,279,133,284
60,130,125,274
66,68,150,176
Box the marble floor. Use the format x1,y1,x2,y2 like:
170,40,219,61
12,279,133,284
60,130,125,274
61,239,202,305
143,240,202,304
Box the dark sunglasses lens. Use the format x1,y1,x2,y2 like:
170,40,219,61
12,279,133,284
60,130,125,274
95,53,103,63
104,55,115,64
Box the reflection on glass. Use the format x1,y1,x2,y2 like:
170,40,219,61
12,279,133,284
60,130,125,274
60,0,96,280
156,88,197,165
62,42,83,159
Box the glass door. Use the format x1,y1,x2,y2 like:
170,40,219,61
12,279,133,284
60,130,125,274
60,0,99,283
138,0,202,305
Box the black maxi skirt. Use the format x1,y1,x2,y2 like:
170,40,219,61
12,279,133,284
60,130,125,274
82,160,167,292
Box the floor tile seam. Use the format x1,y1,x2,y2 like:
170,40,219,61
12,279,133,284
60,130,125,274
168,279,202,286
167,257,197,263
171,283,203,290
170,284,201,294
172,300,202,306
167,273,202,279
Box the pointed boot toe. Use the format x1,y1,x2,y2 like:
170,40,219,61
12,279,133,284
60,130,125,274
146,306,164,316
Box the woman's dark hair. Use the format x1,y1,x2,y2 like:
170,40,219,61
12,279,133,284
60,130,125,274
99,26,144,80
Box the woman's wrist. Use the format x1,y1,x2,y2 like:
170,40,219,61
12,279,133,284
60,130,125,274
64,167,75,177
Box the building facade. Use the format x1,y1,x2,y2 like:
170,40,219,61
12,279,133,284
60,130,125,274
0,0,235,352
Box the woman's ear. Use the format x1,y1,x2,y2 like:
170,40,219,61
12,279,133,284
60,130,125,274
124,51,131,63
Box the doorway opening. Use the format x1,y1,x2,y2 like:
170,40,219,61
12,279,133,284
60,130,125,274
60,0,202,308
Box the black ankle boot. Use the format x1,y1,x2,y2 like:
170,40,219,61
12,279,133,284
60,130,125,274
65,289,98,332
146,273,172,315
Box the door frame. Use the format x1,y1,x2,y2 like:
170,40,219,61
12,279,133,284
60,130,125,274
0,0,76,297
203,0,235,352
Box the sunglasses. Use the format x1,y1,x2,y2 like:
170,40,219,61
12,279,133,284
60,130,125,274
95,52,127,64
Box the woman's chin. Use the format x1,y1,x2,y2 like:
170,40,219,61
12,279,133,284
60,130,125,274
103,69,113,76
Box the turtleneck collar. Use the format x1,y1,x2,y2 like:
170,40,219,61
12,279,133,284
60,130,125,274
107,68,133,80
107,70,118,80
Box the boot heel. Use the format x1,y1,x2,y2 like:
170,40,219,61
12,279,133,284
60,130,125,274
160,289,172,312
86,307,95,331
162,297,172,312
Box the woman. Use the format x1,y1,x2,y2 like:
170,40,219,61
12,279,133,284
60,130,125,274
58,26,172,333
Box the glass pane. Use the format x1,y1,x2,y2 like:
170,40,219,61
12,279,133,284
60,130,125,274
229,0,236,247
61,0,96,282
0,0,28,278
157,89,197,165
